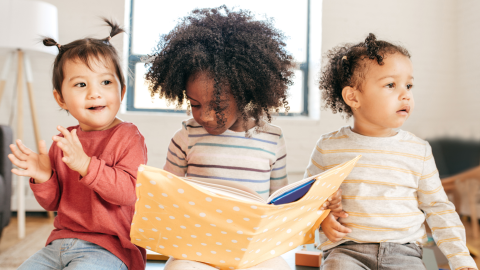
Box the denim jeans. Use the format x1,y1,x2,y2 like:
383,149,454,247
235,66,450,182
18,238,127,270
321,241,426,270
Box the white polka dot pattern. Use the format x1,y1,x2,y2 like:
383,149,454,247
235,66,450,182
131,157,359,270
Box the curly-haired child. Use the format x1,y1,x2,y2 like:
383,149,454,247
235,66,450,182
145,6,343,270
8,20,147,270
304,33,477,270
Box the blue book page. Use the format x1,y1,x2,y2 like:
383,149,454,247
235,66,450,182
268,179,316,205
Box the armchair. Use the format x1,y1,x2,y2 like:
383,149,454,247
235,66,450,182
0,125,13,239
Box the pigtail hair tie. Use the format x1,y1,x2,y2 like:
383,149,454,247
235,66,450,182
42,37,62,52
364,33,383,64
101,17,125,44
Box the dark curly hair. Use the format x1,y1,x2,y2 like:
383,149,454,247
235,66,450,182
145,5,294,130
319,33,410,118
43,18,125,98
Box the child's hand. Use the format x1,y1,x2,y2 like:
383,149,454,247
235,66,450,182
321,189,348,217
8,140,52,183
321,213,351,243
52,126,91,177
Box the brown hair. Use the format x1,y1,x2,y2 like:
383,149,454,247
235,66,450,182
319,33,411,118
43,18,125,98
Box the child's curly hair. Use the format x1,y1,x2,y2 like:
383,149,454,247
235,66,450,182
145,5,294,129
319,33,411,118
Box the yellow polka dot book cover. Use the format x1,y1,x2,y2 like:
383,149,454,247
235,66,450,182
130,155,361,270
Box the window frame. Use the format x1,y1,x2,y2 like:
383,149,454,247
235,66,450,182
126,0,311,116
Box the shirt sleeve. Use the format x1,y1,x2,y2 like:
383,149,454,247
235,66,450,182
80,130,147,206
29,145,61,211
270,132,288,194
419,143,477,270
304,138,325,179
163,124,189,177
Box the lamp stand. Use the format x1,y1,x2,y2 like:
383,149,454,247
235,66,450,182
0,49,53,239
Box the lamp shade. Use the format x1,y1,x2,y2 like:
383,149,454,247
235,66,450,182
0,0,58,55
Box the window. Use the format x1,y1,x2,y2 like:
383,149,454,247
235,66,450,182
127,0,312,115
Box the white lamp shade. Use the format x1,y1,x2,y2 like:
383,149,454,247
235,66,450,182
0,0,58,55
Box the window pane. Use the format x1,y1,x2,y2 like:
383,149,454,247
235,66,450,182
280,70,304,114
132,0,307,62
130,0,308,113
133,63,187,110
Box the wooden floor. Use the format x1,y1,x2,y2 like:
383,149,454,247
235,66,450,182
0,214,53,254
1,214,479,269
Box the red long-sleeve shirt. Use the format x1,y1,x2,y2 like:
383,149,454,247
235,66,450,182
30,122,147,270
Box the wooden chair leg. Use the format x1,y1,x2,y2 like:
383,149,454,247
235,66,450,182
466,179,480,239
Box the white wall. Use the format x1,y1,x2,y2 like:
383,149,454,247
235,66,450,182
320,0,461,140
1,0,479,210
457,0,480,138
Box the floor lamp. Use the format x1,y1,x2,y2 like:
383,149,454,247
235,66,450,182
0,0,58,239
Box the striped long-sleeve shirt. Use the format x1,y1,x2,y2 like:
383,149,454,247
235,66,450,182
164,118,288,201
304,126,477,270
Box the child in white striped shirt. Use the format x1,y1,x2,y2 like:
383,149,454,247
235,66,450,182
145,6,343,270
306,33,477,270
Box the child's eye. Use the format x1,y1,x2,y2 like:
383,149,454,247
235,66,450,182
386,83,395,88
407,84,413,90
188,100,200,108
75,82,86,87
101,80,112,85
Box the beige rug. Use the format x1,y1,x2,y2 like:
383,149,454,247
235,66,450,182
0,223,54,270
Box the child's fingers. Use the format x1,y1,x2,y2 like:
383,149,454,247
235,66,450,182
8,154,28,169
52,136,70,147
9,144,28,161
11,168,31,177
328,201,342,211
56,142,71,156
71,129,82,145
333,221,352,234
62,156,69,164
319,201,331,210
331,210,348,218
328,189,342,204
57,126,72,141
15,140,33,155
38,140,48,155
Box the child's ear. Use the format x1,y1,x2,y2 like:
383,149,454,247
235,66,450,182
342,86,360,110
120,85,126,102
53,90,68,110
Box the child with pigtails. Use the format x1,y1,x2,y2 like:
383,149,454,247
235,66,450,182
9,19,147,270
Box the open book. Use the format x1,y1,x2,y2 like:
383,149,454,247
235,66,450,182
182,174,318,205
131,155,360,270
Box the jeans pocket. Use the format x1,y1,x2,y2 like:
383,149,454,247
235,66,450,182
322,248,332,260
404,243,423,258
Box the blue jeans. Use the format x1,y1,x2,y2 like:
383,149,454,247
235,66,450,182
18,238,127,270
321,241,426,270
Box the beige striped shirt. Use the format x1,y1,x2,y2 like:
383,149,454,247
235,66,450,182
305,126,476,270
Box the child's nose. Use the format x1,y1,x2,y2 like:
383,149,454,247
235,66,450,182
401,88,412,100
199,108,214,123
87,86,102,99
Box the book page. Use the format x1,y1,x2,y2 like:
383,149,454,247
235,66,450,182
187,181,266,204
267,172,321,203
183,177,259,196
